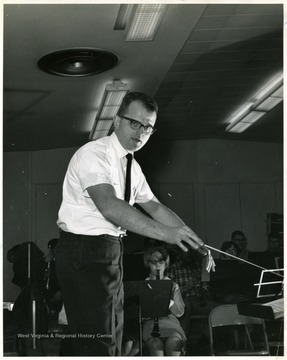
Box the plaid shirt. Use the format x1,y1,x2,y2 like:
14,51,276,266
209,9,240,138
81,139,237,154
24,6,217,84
166,260,209,299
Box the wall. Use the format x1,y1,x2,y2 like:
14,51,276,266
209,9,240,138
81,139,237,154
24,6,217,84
3,139,283,301
138,139,283,252
3,152,32,301
3,147,78,301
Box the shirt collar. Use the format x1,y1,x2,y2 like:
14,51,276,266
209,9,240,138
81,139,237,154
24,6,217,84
110,132,133,159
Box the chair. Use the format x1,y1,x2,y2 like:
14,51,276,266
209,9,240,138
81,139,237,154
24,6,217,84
209,304,270,356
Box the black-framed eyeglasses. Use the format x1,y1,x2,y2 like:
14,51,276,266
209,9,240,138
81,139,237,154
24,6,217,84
119,115,156,135
148,259,165,265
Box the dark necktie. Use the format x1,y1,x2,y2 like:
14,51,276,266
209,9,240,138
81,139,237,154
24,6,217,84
124,153,133,202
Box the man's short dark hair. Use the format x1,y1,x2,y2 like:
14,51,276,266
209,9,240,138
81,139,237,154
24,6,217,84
118,92,158,116
231,230,246,241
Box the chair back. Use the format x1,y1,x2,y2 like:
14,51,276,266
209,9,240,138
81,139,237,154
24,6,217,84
209,304,270,356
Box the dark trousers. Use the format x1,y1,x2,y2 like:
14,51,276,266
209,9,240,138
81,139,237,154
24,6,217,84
54,231,124,356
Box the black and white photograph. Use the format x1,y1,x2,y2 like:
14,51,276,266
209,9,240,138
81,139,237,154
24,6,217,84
2,1,284,357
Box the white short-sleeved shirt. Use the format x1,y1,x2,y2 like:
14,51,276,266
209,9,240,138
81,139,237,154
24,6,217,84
57,132,154,236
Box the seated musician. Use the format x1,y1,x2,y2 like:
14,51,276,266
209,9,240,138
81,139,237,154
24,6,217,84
219,241,240,259
166,247,218,343
249,231,283,269
142,246,186,356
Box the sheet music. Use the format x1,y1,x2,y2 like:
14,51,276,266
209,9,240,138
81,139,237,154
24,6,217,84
264,298,284,319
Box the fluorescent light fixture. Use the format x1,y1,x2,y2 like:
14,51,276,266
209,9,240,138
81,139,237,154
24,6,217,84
255,84,283,111
227,121,253,133
95,119,114,132
114,4,133,30
115,4,167,41
89,81,130,141
226,73,283,133
272,85,283,98
255,96,282,112
226,111,265,133
242,111,266,124
227,103,254,125
251,73,283,107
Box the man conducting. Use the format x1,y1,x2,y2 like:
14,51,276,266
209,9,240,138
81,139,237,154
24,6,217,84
55,92,215,356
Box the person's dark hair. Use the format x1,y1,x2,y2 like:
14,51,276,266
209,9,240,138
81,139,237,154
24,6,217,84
7,244,21,263
231,230,246,241
143,246,170,269
118,92,158,116
220,241,240,255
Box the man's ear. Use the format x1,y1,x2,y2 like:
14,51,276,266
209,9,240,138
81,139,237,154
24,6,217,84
113,115,120,128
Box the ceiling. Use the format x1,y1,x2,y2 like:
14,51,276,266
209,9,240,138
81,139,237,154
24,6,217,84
3,3,284,152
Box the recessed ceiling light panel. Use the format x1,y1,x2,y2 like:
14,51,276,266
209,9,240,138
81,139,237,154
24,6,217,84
38,48,119,77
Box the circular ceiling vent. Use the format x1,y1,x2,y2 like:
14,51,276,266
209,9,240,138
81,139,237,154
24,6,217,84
38,48,119,77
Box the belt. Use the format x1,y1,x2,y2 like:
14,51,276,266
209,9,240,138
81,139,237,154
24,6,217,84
59,229,125,240
102,233,126,240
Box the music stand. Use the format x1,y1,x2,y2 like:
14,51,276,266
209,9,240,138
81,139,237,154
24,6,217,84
237,268,284,322
254,268,284,298
124,280,172,355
